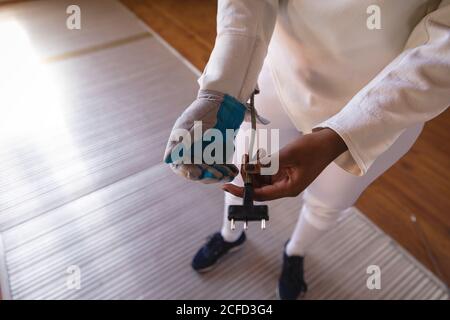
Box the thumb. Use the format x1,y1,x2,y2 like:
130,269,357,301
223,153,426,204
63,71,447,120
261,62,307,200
222,183,244,198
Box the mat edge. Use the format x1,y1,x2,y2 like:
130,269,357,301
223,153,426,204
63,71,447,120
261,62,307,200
117,0,202,78
353,207,449,296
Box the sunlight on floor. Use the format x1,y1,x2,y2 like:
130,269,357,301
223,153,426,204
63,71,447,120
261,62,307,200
0,20,66,142
0,19,91,203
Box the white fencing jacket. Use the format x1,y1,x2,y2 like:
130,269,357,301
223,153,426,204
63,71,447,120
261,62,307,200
198,0,450,175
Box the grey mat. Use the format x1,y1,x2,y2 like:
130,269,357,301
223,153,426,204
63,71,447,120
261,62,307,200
0,0,447,300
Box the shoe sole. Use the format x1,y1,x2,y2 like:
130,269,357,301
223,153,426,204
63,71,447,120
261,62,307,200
275,286,307,300
195,243,245,273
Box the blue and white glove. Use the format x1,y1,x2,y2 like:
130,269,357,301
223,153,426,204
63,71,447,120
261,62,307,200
164,90,256,183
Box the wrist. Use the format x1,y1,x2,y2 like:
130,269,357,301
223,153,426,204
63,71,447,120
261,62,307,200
311,127,348,162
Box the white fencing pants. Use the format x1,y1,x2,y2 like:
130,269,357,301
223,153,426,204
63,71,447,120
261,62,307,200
220,65,423,256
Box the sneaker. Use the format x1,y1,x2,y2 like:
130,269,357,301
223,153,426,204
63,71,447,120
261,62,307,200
192,232,246,272
277,248,308,300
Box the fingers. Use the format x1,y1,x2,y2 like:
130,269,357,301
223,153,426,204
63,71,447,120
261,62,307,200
251,138,300,168
199,164,240,183
197,164,226,183
222,183,244,198
256,148,267,160
222,164,240,177
223,178,292,201
241,149,271,186
163,141,176,163
252,183,292,201
209,164,239,182
223,182,291,201
170,163,239,184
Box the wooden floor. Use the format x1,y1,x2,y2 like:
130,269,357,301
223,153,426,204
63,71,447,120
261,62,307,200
121,0,450,285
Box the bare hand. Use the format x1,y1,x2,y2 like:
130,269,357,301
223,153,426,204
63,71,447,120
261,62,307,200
222,128,348,201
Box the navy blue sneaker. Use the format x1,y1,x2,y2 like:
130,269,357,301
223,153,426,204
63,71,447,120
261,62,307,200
192,232,246,272
277,248,308,300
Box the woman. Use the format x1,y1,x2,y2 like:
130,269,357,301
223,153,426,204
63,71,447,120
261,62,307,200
164,0,450,299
